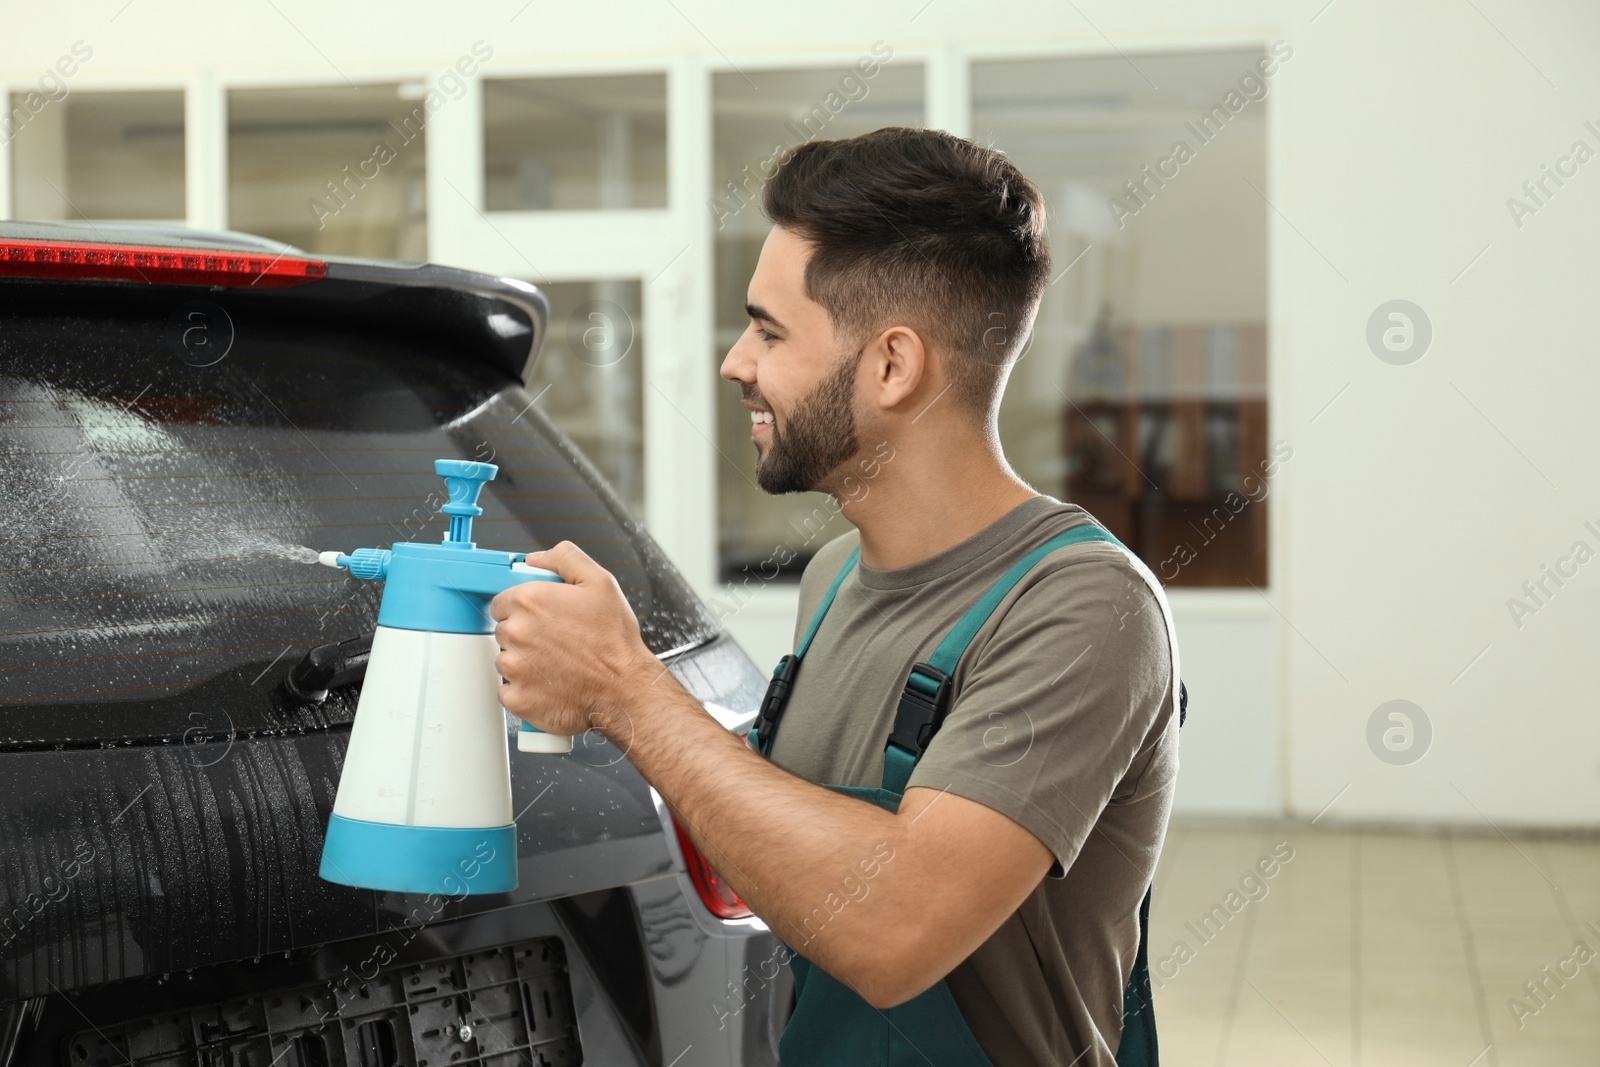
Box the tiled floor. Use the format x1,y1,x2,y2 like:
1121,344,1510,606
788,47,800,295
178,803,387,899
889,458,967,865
1149,822,1600,1066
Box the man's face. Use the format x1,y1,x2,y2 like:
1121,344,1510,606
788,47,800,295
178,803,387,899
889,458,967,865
719,226,862,495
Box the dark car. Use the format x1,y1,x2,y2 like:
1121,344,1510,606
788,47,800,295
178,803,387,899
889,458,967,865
0,221,790,1066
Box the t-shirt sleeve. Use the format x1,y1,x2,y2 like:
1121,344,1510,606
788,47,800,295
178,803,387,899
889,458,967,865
905,545,1176,878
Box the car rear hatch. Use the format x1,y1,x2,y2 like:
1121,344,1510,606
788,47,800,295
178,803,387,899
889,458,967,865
0,222,729,1002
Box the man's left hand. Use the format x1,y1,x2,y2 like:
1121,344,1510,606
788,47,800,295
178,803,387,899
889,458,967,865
489,541,659,739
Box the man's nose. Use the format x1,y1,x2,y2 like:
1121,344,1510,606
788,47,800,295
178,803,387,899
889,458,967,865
719,337,754,385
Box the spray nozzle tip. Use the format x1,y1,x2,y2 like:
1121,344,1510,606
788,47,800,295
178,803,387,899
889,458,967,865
318,551,346,569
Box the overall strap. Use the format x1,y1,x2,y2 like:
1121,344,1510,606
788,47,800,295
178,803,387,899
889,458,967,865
881,523,1123,794
800,545,862,658
751,545,861,755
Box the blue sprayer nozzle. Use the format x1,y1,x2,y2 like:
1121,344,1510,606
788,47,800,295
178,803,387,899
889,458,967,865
337,548,391,580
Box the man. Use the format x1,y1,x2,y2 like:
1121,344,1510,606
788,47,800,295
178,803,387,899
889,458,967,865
492,126,1180,1066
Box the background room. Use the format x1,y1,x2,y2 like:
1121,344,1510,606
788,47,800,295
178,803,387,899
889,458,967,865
2,1,1597,1063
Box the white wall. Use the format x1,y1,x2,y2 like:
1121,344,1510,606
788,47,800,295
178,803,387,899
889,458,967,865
2,0,1595,830
1267,1,1600,831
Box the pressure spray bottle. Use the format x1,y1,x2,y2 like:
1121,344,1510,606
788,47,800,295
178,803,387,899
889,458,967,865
315,458,567,896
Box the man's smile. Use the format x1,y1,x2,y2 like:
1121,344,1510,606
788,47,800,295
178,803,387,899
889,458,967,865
745,401,775,438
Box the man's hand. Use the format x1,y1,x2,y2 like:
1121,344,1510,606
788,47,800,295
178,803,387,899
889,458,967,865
489,541,659,740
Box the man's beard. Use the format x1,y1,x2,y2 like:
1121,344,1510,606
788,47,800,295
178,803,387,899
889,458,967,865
753,348,862,495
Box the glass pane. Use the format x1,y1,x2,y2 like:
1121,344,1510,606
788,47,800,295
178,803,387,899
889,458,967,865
10,90,185,221
484,74,667,210
0,291,709,713
227,84,426,259
973,50,1272,587
713,61,924,581
525,279,645,518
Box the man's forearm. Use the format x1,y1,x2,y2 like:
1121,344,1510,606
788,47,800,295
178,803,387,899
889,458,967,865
605,665,919,1000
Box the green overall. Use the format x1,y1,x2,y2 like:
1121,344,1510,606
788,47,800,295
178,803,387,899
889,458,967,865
749,525,1165,1067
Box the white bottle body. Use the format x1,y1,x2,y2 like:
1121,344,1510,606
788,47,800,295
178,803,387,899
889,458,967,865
331,625,514,828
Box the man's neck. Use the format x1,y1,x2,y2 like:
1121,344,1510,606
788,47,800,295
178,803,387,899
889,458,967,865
836,447,1039,572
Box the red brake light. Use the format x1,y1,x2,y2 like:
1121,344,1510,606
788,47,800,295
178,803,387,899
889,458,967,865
0,238,326,289
672,817,753,920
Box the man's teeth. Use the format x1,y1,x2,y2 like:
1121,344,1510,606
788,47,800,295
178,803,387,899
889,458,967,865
750,410,774,425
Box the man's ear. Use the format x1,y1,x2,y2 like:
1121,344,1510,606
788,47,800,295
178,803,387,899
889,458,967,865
867,324,931,411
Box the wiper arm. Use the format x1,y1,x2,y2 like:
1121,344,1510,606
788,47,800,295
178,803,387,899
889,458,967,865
281,632,373,704
279,629,714,707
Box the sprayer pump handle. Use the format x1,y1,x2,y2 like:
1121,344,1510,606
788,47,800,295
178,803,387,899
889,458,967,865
434,459,499,546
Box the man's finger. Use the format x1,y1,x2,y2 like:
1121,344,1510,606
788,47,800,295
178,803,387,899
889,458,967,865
523,540,606,585
490,583,547,622
489,590,514,622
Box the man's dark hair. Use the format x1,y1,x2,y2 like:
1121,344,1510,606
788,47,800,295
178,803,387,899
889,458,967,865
763,126,1051,419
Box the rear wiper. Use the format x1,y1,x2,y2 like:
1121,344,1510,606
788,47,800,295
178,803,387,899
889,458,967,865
277,630,718,707
281,632,373,704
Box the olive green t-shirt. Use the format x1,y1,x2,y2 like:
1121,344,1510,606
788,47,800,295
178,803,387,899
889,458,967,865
766,494,1179,1067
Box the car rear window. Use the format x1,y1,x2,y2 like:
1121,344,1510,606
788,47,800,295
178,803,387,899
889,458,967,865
0,287,714,711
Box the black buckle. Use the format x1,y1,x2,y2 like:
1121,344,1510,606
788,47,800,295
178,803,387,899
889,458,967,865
756,654,800,746
886,662,953,758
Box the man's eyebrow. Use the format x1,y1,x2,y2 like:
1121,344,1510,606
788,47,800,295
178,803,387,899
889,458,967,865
745,303,787,331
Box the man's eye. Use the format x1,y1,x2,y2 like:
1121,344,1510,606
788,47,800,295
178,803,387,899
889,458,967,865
752,323,778,342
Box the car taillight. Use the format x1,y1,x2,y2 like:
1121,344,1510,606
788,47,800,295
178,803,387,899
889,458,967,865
0,238,326,289
672,817,753,920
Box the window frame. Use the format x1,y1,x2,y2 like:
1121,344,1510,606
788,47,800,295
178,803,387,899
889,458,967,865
0,40,1282,602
